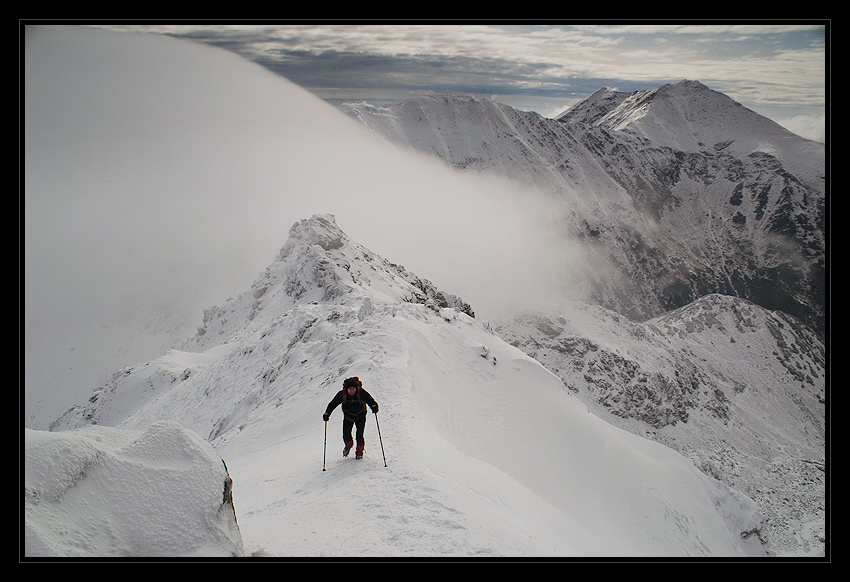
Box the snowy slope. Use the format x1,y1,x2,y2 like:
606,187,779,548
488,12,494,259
43,215,769,558
495,296,825,556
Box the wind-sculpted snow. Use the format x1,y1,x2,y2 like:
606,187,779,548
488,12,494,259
25,422,243,557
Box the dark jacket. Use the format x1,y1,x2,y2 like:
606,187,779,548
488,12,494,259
325,387,378,421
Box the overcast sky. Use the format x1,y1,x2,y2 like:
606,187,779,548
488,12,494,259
88,22,828,143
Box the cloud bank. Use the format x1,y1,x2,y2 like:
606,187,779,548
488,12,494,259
24,26,587,428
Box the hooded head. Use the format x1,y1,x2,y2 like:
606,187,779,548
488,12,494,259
342,376,361,402
343,376,361,390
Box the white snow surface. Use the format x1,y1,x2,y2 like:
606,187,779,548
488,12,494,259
31,215,770,559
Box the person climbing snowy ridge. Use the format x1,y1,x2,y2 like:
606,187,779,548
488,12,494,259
323,377,379,459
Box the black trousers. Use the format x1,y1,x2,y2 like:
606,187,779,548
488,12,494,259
343,415,367,445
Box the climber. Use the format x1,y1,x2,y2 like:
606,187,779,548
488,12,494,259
323,377,379,459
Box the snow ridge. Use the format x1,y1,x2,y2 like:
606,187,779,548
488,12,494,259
45,215,771,558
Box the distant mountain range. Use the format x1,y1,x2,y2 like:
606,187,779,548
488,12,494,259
340,81,825,337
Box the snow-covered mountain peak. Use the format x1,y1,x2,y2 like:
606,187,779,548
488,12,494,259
280,213,347,255
169,214,474,352
560,80,806,157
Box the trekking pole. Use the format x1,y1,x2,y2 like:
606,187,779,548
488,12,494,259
322,420,328,471
374,413,388,467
